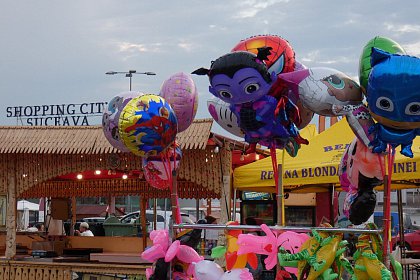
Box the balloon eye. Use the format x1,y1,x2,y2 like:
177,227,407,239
245,83,260,94
219,90,232,99
324,75,345,89
376,97,394,112
405,102,420,116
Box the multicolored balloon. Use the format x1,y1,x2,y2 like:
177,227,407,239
278,67,375,147
359,36,406,91
160,72,198,133
142,145,182,190
231,34,295,76
207,99,245,138
193,49,308,153
119,94,178,157
339,138,383,225
367,48,420,157
102,91,142,152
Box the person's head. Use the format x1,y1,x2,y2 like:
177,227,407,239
79,222,89,232
35,223,44,231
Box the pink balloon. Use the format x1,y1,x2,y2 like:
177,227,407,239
150,229,170,251
237,233,268,255
176,245,203,264
277,231,309,275
142,146,182,190
145,267,154,280
165,240,181,262
160,72,199,133
102,91,143,152
141,244,166,262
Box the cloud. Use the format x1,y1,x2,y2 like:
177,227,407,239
385,23,420,33
117,42,163,53
403,41,420,56
233,0,290,19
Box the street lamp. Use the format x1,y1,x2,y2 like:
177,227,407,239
106,70,156,91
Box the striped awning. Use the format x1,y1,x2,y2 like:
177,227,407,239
0,118,213,154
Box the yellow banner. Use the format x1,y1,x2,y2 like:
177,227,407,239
234,120,419,191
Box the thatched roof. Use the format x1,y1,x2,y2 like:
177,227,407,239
0,118,213,154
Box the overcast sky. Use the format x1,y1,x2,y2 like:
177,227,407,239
1,0,419,136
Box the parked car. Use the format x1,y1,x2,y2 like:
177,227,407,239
373,211,415,237
64,217,106,236
392,229,420,252
119,210,195,231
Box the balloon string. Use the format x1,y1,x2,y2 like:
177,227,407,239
270,144,281,225
281,148,285,225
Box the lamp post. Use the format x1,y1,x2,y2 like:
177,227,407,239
105,70,156,91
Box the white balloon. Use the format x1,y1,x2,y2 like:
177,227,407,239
194,260,224,280
220,268,253,280
207,99,245,137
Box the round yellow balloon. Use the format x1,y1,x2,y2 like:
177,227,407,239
119,94,178,157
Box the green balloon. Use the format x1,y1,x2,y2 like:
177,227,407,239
359,36,406,91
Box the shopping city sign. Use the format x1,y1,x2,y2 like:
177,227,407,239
6,102,108,126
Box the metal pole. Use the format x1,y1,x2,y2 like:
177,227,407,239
172,223,383,234
129,74,132,91
277,164,283,226
153,198,157,231
397,189,405,258
233,189,237,221
196,199,200,221
383,174,391,268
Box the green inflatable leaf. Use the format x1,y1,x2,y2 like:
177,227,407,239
211,246,227,258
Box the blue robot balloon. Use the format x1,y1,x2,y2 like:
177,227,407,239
367,48,420,157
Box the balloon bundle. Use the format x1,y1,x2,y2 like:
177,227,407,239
102,73,199,224
194,34,419,230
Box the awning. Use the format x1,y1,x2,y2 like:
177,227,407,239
234,120,419,192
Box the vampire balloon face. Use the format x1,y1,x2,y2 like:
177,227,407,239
209,67,277,104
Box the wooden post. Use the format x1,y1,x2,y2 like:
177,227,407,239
206,199,212,216
70,197,76,236
319,115,326,133
110,196,116,215
6,157,16,259
140,197,147,250
215,148,232,268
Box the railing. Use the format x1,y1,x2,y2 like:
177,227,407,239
0,260,147,280
172,223,383,234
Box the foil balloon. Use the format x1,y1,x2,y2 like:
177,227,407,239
142,145,182,190
102,91,142,152
278,67,363,116
278,67,375,147
231,34,295,76
160,72,198,133
359,36,406,91
119,94,178,157
367,48,420,158
339,138,383,225
207,99,245,138
193,49,308,153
